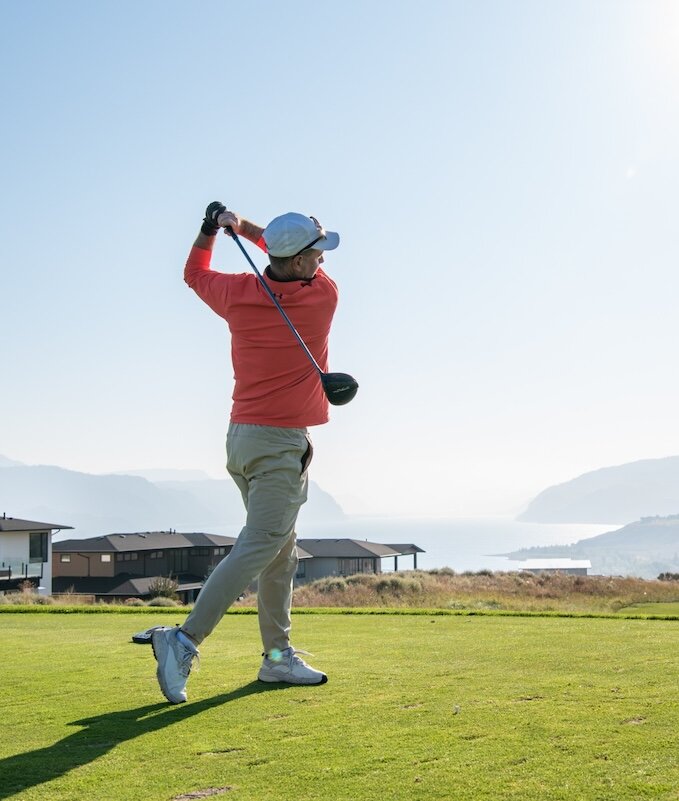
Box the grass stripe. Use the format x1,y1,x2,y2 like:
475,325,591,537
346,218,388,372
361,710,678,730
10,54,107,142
1,605,678,621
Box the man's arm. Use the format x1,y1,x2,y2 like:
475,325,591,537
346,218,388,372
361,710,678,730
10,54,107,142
216,211,266,251
192,207,264,251
185,204,267,318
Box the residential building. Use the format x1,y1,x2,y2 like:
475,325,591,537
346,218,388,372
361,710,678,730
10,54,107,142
52,531,237,603
51,532,426,600
295,539,425,583
508,558,592,576
0,515,73,594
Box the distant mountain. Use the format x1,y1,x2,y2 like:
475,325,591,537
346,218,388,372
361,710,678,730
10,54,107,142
0,458,345,539
0,454,24,468
505,515,679,579
518,456,679,524
155,478,344,530
115,469,214,482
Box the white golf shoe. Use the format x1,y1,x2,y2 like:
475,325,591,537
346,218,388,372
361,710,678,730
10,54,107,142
151,626,199,704
258,647,327,685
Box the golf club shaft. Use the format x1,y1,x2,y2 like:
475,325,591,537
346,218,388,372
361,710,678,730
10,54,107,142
228,230,324,376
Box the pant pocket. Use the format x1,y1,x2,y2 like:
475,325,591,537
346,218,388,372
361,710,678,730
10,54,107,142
301,436,314,474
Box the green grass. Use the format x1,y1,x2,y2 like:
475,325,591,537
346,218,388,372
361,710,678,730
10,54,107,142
617,601,679,616
2,612,679,801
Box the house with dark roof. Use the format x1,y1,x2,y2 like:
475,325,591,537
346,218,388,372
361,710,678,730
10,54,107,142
0,515,73,594
51,532,426,600
52,531,237,603
295,539,424,584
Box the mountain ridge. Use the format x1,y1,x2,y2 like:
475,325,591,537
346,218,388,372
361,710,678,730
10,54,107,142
505,515,679,579
518,455,679,524
0,455,345,539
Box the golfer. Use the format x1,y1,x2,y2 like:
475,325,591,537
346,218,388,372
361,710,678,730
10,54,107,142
150,202,341,703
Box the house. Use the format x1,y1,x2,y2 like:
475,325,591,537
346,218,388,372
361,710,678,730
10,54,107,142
0,515,73,594
51,532,426,600
295,539,425,584
384,543,425,571
52,531,237,603
509,558,592,576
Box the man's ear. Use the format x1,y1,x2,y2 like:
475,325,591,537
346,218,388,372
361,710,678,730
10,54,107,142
291,256,304,277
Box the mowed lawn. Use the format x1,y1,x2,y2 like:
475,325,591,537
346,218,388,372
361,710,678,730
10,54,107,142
2,612,679,801
618,602,679,616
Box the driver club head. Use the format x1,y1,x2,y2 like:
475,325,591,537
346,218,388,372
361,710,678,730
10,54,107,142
320,372,359,406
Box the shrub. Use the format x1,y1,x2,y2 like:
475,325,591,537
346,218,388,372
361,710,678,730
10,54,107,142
315,577,348,594
124,597,146,607
345,573,378,587
148,575,179,600
33,595,54,605
375,576,422,594
658,572,679,582
146,597,179,607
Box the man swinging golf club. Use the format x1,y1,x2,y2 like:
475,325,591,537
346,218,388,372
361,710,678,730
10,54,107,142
149,202,354,703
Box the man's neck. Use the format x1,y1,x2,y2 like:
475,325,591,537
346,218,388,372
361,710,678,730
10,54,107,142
265,265,298,282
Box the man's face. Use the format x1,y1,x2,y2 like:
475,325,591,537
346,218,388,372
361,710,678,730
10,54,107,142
293,248,324,280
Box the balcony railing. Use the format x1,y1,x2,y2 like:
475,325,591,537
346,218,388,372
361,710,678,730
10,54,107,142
0,560,43,582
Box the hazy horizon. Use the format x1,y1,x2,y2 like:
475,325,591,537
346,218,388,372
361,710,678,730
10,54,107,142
2,1,678,517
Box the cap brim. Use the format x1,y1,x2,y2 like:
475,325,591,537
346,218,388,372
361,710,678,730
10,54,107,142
315,231,340,252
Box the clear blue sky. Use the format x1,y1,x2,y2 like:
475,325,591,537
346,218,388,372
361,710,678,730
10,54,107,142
1,0,678,516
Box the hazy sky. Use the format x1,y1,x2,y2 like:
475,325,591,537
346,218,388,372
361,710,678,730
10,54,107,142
2,1,678,516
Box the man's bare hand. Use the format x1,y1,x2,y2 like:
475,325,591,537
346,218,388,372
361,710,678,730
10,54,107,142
216,210,242,234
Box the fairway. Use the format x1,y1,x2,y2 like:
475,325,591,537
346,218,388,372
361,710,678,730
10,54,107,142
2,612,679,801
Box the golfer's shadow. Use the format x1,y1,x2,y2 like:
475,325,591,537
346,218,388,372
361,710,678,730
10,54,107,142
0,681,289,799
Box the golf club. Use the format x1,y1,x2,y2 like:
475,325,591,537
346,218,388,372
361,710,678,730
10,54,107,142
226,227,359,406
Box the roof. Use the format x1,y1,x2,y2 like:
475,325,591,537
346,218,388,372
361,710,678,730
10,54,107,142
384,543,426,555
53,531,236,553
296,545,313,560
0,516,73,532
52,573,206,596
297,539,403,558
511,558,592,570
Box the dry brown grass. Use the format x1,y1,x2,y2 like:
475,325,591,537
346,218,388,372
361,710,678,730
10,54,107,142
4,570,679,613
280,569,679,613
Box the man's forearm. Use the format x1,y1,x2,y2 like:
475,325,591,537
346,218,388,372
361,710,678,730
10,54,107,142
193,231,218,251
238,219,264,245
192,213,264,252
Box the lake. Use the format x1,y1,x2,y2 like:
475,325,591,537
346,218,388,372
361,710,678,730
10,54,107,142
212,516,617,573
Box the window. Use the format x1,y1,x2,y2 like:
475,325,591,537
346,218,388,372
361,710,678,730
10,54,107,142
171,549,188,573
149,551,163,559
60,554,71,563
338,558,359,576
214,547,226,556
29,532,48,563
296,561,306,579
101,554,111,563
338,558,377,576
116,552,138,562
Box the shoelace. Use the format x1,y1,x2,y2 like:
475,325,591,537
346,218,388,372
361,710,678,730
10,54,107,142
289,648,313,666
178,646,199,677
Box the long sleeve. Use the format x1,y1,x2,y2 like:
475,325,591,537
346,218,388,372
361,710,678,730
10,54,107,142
184,245,232,319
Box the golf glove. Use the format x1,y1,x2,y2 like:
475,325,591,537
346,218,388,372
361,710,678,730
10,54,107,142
201,201,226,236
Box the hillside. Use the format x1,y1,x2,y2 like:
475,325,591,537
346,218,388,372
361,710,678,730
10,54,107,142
0,457,344,538
506,515,679,578
518,455,679,523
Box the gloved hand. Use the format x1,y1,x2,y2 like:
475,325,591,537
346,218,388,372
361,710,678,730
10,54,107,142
201,201,226,236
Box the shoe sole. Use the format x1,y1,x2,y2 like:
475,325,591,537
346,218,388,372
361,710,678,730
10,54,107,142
151,629,186,704
132,625,166,645
258,671,328,685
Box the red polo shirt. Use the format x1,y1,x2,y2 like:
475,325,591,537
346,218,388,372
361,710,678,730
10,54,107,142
184,244,338,427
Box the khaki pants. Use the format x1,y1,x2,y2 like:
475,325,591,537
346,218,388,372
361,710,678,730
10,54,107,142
182,423,312,653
